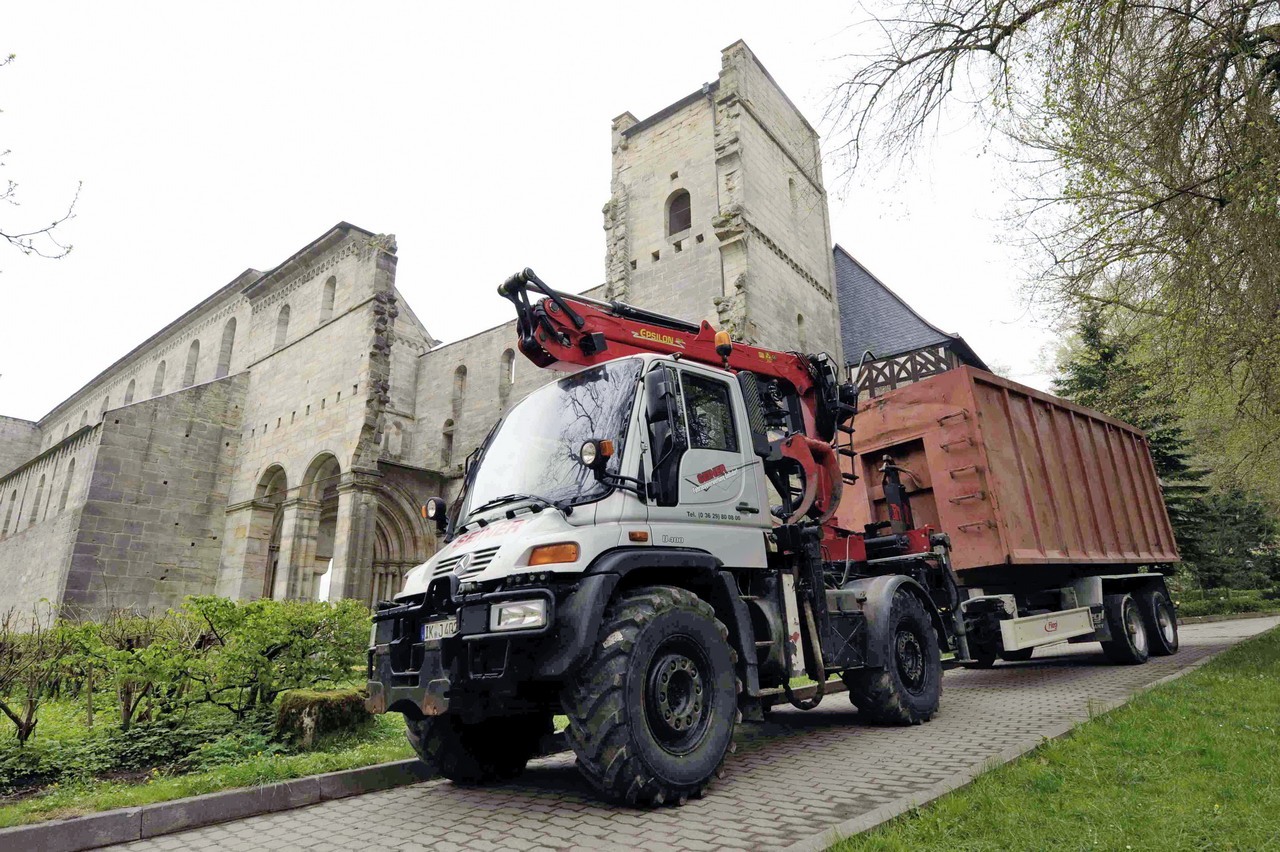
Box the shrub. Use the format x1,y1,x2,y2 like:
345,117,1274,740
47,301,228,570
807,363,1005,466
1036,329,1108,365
276,688,371,749
181,597,368,720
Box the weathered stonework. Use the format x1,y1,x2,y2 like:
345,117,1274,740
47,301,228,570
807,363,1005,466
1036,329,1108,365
0,41,854,615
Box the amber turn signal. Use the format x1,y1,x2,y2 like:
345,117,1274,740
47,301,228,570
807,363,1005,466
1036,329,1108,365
628,530,649,542
528,542,580,566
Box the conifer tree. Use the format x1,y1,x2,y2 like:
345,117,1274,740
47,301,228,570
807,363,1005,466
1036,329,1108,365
1053,308,1210,568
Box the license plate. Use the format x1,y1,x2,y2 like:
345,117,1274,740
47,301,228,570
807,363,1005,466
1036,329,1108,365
420,618,457,642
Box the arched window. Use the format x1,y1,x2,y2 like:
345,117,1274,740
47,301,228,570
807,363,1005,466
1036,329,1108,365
216,318,236,378
499,349,515,402
152,360,167,397
183,339,200,387
452,365,467,417
100,395,110,416
667,190,691,235
797,313,806,351
29,475,45,528
1,490,15,537
442,419,455,468
274,304,291,350
61,424,69,440
59,458,75,512
788,177,798,215
320,276,336,324
124,379,136,405
80,410,88,427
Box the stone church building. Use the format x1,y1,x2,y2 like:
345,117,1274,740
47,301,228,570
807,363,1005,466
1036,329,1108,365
0,41,984,615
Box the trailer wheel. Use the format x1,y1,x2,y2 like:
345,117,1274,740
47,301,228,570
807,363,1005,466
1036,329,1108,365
843,590,941,724
1001,648,1035,662
561,585,739,806
406,711,551,785
1138,588,1179,656
1100,593,1149,665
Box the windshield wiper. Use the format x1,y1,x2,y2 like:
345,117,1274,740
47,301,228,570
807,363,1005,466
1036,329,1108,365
467,493,565,520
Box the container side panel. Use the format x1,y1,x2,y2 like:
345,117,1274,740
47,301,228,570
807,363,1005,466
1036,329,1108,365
1062,410,1106,558
1100,423,1142,559
1082,417,1123,556
1003,387,1053,562
1042,403,1090,557
1028,397,1074,559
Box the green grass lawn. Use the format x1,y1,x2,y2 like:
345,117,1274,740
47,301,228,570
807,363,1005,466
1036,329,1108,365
0,707,414,828
830,626,1280,851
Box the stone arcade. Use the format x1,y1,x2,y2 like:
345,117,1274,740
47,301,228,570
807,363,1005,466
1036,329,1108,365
0,41,984,614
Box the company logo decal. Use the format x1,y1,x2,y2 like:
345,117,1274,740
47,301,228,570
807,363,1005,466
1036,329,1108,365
683,459,755,493
453,518,526,547
631,328,687,349
1044,620,1058,633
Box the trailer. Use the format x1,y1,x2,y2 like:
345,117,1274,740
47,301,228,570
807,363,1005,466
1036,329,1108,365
840,366,1180,665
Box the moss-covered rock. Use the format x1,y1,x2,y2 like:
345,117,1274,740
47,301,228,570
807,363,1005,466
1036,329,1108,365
276,688,371,749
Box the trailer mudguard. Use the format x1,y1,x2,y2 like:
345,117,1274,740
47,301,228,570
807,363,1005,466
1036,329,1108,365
842,574,949,668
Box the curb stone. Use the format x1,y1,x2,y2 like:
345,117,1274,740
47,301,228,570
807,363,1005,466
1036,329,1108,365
0,732,569,852
1179,610,1280,624
779,630,1268,852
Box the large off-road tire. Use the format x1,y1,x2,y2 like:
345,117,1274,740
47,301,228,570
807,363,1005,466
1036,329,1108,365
843,590,942,724
1001,648,1036,662
1138,587,1179,656
405,711,551,785
1100,593,1150,665
561,585,739,807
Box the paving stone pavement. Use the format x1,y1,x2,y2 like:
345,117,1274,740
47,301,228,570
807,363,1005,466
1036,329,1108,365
109,617,1277,852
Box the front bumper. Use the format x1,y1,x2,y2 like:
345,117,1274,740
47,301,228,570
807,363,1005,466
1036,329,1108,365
365,573,616,719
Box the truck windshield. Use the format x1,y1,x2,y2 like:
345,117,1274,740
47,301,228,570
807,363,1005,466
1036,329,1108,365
460,359,643,519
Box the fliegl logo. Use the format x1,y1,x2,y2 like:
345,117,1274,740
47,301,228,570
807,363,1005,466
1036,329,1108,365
631,327,687,349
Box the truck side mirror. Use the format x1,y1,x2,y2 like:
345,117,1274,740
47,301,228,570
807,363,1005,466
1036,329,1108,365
643,368,685,506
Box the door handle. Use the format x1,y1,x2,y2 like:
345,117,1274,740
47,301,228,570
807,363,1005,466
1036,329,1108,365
736,502,760,514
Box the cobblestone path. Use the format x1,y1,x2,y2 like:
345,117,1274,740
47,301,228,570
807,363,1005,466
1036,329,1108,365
110,617,1277,852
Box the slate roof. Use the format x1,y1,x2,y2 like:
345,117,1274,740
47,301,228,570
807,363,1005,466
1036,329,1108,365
834,244,988,370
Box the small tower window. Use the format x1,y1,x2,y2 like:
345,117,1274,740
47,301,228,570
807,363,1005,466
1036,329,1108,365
216,318,236,378
667,190,691,235
274,304,291,350
442,419,456,468
183,338,200,387
320,276,336,324
152,360,167,397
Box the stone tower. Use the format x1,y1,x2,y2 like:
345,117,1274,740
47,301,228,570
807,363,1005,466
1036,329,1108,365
603,40,841,361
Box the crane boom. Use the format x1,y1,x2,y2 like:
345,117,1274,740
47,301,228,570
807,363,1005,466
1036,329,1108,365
498,268,858,530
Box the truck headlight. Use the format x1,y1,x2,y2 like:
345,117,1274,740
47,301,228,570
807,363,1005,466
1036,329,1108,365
489,599,548,632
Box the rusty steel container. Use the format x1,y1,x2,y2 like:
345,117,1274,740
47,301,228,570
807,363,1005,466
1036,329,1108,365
838,366,1179,574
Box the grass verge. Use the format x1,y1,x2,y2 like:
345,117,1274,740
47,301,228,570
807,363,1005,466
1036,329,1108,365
0,714,414,829
830,625,1280,851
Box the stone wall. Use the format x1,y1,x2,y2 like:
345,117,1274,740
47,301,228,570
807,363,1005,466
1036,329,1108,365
0,416,40,479
62,373,248,613
0,425,99,612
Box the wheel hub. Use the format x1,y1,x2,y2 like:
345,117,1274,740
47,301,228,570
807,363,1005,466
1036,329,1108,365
645,640,710,754
1125,604,1147,653
1157,602,1176,644
895,628,926,694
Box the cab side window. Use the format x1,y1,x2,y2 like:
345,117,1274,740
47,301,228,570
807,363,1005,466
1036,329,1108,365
681,373,739,453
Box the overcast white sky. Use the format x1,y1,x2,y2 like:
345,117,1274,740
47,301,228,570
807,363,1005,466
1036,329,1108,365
1,2,1059,422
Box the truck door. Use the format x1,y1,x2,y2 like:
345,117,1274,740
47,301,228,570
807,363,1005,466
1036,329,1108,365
643,363,769,566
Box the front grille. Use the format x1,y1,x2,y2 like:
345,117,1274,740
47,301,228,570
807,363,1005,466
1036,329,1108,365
433,545,501,577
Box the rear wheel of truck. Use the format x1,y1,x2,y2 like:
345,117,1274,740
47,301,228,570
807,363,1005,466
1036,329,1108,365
405,711,551,785
561,585,739,806
843,590,941,724
1100,593,1149,665
1138,588,1179,656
